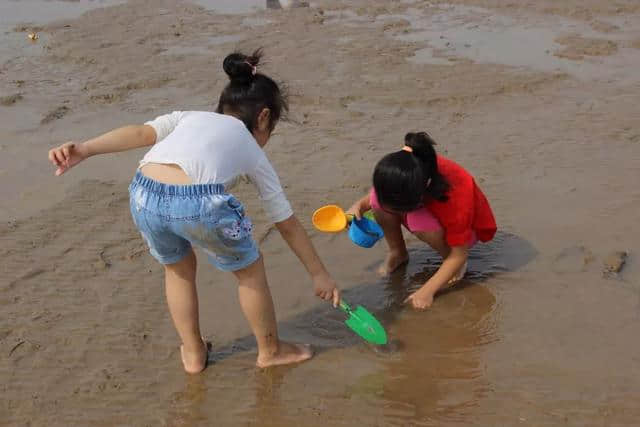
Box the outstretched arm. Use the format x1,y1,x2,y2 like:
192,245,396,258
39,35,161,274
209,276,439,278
48,124,157,176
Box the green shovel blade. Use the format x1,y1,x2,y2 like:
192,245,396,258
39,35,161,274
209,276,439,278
339,300,388,345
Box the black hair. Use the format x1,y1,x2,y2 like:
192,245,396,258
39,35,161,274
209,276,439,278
216,49,288,133
373,132,450,211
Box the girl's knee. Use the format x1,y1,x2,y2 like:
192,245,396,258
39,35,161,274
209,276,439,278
414,230,448,252
232,253,266,281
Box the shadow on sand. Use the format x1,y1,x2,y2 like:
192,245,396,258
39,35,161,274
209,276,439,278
206,231,538,364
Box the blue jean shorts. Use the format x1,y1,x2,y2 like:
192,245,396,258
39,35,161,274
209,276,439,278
128,171,259,272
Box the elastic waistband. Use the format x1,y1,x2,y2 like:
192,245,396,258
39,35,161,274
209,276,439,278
131,171,226,196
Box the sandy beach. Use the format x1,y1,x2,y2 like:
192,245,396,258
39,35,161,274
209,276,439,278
1,0,639,425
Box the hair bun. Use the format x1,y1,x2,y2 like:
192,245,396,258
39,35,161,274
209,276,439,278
222,49,263,84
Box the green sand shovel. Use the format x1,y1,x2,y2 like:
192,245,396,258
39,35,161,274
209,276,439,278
339,299,388,345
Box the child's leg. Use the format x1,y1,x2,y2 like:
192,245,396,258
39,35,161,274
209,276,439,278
413,230,467,284
413,229,450,258
373,209,409,275
232,255,313,368
163,248,207,374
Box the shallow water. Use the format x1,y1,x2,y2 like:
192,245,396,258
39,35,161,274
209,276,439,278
192,0,300,14
192,0,266,14
393,5,640,82
326,3,640,82
183,231,533,425
0,0,125,63
154,241,508,426
0,0,124,23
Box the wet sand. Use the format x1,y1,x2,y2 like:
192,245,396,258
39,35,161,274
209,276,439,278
1,0,639,425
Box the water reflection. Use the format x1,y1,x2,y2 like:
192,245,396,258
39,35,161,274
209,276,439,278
376,284,496,426
164,231,535,425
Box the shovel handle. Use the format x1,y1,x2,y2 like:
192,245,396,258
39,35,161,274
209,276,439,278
338,299,352,312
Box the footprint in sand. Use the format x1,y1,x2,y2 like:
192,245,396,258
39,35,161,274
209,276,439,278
551,245,595,274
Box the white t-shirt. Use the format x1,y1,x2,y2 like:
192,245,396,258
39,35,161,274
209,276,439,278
140,111,293,223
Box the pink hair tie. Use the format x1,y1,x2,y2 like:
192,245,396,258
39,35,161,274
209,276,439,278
245,61,257,76
401,145,413,153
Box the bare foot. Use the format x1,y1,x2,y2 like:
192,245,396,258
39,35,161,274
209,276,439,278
256,341,313,368
377,251,409,276
180,339,208,374
446,261,468,286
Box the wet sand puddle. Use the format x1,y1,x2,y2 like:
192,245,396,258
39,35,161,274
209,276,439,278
167,284,498,427
0,0,126,63
192,0,299,15
326,3,640,83
192,0,267,15
161,231,533,426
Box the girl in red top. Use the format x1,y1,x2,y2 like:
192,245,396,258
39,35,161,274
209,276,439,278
347,132,497,310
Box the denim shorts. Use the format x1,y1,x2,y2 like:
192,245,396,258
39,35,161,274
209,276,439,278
128,171,259,272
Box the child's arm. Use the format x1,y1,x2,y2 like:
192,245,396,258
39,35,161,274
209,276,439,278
247,155,340,305
346,193,372,219
48,125,157,176
405,246,468,309
275,215,341,306
82,125,157,156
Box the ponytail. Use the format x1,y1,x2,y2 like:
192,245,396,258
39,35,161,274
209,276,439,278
373,131,449,212
403,132,449,202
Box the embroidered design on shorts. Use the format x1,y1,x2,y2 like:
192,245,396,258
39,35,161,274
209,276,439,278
222,218,253,240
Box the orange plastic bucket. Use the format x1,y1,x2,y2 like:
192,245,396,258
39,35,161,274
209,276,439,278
312,205,350,232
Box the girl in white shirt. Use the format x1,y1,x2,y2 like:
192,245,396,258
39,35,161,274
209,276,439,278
48,50,340,373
